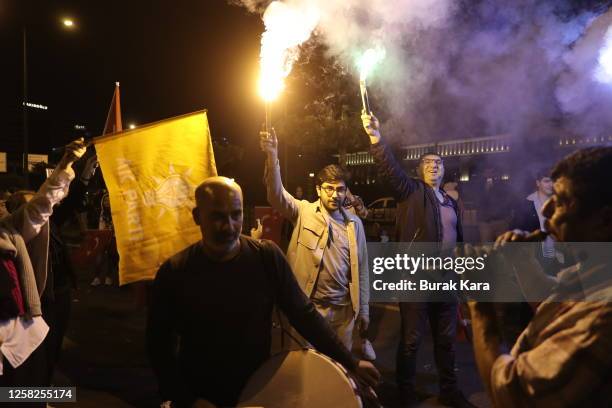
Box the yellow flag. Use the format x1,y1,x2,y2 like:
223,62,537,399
95,111,217,285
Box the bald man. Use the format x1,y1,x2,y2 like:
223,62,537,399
146,177,379,408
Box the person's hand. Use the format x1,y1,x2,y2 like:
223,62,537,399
191,399,217,408
58,138,87,171
361,111,381,144
455,242,493,259
356,314,370,334
353,360,380,387
493,229,530,250
250,218,263,239
345,187,354,201
259,127,278,160
343,188,355,208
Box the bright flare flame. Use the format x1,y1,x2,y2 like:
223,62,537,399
595,27,612,84
357,47,386,81
258,1,320,101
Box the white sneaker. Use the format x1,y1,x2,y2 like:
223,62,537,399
362,339,376,361
90,277,101,287
104,277,113,286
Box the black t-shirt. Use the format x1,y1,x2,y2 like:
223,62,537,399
146,235,356,407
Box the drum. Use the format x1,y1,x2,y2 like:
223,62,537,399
237,349,380,408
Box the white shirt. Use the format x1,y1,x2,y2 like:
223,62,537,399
0,316,49,374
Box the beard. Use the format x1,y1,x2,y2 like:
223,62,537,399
212,228,241,246
322,198,341,211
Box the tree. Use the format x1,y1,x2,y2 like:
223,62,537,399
273,39,378,163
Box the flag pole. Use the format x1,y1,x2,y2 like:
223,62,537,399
114,82,122,133
102,82,123,134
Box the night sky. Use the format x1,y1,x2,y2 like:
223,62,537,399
0,0,296,203
4,0,609,202
1,0,270,175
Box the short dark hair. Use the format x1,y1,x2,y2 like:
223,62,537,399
551,147,612,211
316,165,351,186
534,169,551,181
418,151,442,163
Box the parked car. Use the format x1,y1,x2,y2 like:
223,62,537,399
364,197,396,240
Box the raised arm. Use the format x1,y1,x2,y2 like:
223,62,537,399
361,113,419,199
52,155,99,227
260,129,301,223
4,139,86,242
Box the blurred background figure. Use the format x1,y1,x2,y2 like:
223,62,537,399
0,191,10,218
511,169,565,276
90,191,118,287
477,171,511,242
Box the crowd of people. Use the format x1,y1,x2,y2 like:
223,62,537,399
0,141,122,407
1,111,611,408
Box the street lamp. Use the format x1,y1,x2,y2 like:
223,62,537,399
22,16,77,175
62,18,75,28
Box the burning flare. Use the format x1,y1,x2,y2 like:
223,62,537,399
258,1,320,101
357,46,386,113
357,46,386,82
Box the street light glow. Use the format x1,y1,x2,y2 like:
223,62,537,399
129,123,136,129
62,18,75,28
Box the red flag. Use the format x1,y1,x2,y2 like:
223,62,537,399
102,82,123,134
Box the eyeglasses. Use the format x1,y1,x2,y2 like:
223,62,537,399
319,185,347,196
421,158,443,165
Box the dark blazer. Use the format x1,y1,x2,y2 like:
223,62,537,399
511,194,540,233
370,141,463,244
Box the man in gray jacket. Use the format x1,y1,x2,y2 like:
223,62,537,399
261,130,370,350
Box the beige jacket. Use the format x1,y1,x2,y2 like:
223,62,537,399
265,161,369,317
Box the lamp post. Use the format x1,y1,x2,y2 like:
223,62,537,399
22,17,77,175
22,27,28,175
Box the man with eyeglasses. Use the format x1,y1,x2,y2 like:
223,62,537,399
260,130,370,351
362,114,474,408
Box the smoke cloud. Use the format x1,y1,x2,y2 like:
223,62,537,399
557,9,612,140
234,0,610,144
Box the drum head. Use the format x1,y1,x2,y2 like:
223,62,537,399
238,349,361,408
